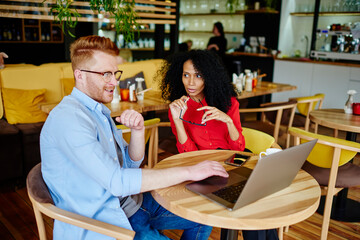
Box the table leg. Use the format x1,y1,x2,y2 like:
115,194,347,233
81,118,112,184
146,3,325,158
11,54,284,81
220,229,239,240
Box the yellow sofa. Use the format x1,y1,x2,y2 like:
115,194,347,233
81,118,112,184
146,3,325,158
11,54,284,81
0,59,164,181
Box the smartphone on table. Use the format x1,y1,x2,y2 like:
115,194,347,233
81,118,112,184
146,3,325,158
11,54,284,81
224,153,250,167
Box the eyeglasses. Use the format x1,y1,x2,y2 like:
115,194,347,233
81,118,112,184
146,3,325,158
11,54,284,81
179,99,207,126
80,69,123,82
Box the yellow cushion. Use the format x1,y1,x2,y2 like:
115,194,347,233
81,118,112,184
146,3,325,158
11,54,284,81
117,118,160,144
242,127,275,154
61,78,75,96
0,65,63,104
295,93,325,116
289,127,360,168
0,90,3,119
2,88,48,124
0,64,36,119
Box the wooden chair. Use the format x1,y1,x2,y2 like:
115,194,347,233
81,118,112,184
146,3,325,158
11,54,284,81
117,118,160,168
289,93,325,132
288,127,360,240
242,127,281,154
26,163,135,240
239,100,297,148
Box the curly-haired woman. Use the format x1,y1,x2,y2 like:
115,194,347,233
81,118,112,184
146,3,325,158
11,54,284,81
159,49,279,240
159,49,245,153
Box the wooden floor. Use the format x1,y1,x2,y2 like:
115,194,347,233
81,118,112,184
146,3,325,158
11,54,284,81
0,127,359,240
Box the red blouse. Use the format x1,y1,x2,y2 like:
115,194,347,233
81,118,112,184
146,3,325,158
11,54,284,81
169,97,245,153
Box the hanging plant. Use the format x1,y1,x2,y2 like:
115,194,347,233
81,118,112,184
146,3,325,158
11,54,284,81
47,0,139,43
226,0,239,13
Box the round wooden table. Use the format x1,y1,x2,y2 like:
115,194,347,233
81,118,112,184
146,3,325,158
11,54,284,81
151,150,320,240
309,108,360,141
309,109,360,222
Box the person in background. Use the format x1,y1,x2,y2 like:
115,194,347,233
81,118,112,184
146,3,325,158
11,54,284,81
159,49,279,240
0,52,9,69
179,39,193,52
207,22,227,56
40,35,229,240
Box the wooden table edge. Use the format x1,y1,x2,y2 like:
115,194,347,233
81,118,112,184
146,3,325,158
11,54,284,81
151,150,321,230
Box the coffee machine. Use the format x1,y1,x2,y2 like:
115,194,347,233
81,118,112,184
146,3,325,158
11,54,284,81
311,23,360,61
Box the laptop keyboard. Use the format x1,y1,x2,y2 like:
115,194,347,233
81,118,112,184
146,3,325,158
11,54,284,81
212,181,247,203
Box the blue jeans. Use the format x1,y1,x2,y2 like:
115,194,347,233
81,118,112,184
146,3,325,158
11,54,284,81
129,192,212,240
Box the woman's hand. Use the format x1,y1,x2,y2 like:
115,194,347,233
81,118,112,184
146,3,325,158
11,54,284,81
207,44,219,51
169,96,189,121
197,106,233,124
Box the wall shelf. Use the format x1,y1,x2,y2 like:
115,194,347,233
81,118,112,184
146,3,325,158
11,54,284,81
180,9,279,16
291,12,360,17
180,30,244,34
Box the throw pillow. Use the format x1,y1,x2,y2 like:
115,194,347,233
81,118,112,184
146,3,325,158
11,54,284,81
61,78,75,96
2,88,48,124
119,71,146,89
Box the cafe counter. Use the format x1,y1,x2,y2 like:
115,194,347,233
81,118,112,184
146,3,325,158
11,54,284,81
271,58,360,110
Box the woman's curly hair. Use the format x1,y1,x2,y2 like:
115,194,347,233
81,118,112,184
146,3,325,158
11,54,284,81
157,50,237,113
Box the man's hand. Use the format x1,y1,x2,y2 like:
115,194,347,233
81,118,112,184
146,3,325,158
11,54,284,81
141,160,228,192
187,160,229,181
116,110,144,130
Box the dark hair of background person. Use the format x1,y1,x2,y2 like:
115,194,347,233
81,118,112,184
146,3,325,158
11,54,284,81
158,49,237,113
214,22,225,37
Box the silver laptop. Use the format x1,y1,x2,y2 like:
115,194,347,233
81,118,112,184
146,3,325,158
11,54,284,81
186,140,317,211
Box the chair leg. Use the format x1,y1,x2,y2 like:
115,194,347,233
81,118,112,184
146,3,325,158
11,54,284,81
321,147,341,240
33,205,47,240
286,133,291,148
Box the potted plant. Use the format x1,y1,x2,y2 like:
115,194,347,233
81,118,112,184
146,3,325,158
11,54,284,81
47,0,139,43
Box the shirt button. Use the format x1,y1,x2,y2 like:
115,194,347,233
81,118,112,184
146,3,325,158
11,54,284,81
110,138,113,142
210,143,212,146
205,131,208,134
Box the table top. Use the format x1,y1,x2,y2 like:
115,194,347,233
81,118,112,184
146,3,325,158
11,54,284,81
151,150,320,230
40,91,169,117
236,81,297,99
40,82,296,117
309,109,360,133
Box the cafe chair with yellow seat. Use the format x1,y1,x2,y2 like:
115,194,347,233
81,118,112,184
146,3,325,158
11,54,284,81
242,127,281,154
117,118,160,168
239,100,297,148
27,163,135,240
288,127,360,240
289,93,325,132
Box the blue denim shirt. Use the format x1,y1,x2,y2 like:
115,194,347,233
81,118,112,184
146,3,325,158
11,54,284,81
40,88,143,240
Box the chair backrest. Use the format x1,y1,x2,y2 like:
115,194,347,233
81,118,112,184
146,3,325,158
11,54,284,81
288,127,360,240
240,100,297,146
290,93,325,131
117,118,161,168
27,163,135,240
288,127,360,168
242,127,278,154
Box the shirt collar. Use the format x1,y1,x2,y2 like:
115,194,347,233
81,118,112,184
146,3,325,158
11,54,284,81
187,97,206,107
71,87,111,116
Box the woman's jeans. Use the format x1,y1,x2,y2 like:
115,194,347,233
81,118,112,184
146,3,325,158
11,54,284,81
129,192,212,240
